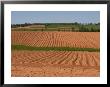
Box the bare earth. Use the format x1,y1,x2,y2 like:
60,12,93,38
12,51,100,77
12,31,100,77
12,31,100,48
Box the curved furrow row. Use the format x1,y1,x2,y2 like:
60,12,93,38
12,51,100,67
12,31,100,48
49,51,67,64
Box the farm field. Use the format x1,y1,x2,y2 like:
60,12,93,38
11,31,100,77
11,51,100,77
11,11,100,77
12,31,100,48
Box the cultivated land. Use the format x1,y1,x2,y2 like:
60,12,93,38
12,31,100,48
12,51,99,77
11,23,100,77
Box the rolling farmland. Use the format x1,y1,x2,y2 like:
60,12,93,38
11,30,100,77
12,31,99,48
12,51,99,77
11,9,100,78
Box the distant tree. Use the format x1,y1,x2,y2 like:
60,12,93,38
89,23,93,25
91,28,95,32
95,22,100,25
74,22,78,25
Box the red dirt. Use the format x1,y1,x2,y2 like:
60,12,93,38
11,51,100,77
12,31,100,48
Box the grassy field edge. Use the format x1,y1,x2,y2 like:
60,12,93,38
12,45,100,52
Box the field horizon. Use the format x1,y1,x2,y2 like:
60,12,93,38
11,24,100,77
11,22,100,32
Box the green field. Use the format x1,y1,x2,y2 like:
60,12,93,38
11,23,100,32
12,45,100,52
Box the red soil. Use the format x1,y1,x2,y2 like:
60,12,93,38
11,51,100,77
12,31,100,48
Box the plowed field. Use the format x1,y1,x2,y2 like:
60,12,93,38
12,31,100,48
11,51,100,77
11,31,100,77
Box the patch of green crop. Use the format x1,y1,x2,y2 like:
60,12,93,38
12,45,100,52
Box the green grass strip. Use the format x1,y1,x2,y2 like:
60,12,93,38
12,45,100,52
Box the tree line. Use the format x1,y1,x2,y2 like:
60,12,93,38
11,22,100,32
